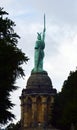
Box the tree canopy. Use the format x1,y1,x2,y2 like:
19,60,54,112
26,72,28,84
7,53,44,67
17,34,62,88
0,7,29,124
51,70,77,130
5,121,21,130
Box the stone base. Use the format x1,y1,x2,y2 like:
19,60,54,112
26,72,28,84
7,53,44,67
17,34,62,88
20,71,57,130
20,126,60,130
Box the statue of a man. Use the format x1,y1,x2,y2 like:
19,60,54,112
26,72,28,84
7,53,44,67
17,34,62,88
32,15,46,73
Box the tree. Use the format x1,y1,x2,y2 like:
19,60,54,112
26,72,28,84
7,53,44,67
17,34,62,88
5,121,21,130
52,70,77,130
0,7,29,124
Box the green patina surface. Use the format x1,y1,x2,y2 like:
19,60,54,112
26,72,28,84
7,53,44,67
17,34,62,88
32,14,46,73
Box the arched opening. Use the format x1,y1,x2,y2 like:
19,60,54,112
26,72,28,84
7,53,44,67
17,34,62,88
36,96,42,124
47,96,52,125
26,97,32,127
47,96,51,111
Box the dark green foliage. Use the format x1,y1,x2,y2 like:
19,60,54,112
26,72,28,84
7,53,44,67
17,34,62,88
52,70,77,130
0,7,29,124
5,121,21,130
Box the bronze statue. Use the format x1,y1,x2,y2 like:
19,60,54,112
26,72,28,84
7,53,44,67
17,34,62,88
32,14,46,73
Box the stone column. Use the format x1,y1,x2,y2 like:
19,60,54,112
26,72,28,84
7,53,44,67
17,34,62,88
21,98,24,129
32,96,37,127
41,96,47,125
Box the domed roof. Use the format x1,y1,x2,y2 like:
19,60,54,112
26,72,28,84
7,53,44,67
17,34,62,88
26,71,53,89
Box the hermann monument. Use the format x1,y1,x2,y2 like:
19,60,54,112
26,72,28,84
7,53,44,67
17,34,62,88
20,15,57,130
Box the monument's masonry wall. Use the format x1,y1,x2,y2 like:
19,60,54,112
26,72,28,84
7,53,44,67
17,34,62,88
20,72,56,130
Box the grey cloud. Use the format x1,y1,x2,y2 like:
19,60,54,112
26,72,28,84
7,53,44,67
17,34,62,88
2,0,77,25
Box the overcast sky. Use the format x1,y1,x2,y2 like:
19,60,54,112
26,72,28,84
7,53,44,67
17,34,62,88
1,0,77,123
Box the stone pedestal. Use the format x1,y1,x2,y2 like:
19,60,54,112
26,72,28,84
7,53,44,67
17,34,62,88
20,72,56,130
